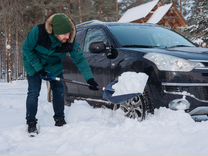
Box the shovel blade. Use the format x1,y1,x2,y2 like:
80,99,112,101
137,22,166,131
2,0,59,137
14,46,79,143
102,81,142,104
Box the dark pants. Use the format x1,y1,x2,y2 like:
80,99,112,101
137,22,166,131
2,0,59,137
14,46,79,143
26,74,65,123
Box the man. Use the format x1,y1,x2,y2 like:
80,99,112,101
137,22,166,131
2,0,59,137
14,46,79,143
23,13,99,134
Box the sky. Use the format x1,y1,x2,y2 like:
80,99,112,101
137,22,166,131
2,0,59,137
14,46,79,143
1,72,208,156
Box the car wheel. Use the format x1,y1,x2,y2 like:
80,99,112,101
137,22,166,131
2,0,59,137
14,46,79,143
143,84,155,114
119,95,146,121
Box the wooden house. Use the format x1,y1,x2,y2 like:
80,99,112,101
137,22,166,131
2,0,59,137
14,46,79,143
118,0,187,30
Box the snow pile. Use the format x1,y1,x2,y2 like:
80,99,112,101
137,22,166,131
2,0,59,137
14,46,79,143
112,72,148,96
193,38,204,45
1,80,208,156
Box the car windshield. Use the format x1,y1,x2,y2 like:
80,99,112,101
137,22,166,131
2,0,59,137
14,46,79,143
109,25,195,48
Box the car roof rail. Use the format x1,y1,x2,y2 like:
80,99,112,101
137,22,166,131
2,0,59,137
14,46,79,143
76,20,103,28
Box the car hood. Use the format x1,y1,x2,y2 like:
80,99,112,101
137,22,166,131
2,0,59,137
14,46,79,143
119,47,208,60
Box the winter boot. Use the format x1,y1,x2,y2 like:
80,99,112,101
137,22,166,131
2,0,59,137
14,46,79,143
54,118,66,127
27,121,38,134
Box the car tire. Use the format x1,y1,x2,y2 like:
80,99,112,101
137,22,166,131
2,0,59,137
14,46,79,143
143,84,155,114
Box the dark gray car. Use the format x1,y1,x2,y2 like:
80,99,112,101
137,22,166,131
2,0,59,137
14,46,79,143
63,21,208,120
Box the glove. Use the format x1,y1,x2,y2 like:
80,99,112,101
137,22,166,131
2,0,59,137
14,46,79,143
87,78,99,91
38,69,51,81
38,69,48,77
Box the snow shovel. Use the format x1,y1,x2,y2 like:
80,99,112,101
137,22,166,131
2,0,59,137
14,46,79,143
102,80,142,104
48,76,146,121
48,77,142,105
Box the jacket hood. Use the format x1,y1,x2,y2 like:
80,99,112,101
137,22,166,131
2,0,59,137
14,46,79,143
45,13,76,43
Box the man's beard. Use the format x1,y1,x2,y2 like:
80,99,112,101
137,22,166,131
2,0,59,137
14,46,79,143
61,39,69,43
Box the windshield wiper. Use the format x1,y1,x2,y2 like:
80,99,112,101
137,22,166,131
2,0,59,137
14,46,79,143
122,45,159,48
166,45,194,48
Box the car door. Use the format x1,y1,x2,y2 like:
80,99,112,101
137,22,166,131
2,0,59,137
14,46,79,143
78,26,113,98
63,29,85,96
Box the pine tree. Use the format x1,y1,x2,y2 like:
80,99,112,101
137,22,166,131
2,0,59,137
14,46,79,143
184,0,208,46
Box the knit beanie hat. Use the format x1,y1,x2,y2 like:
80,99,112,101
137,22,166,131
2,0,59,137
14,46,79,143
52,14,72,35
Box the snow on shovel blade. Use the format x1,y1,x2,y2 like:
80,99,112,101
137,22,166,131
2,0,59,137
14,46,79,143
103,72,149,104
102,81,142,104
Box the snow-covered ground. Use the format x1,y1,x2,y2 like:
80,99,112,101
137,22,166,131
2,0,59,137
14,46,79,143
1,80,208,156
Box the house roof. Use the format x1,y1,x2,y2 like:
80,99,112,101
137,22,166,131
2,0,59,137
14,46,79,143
147,3,172,24
118,0,159,23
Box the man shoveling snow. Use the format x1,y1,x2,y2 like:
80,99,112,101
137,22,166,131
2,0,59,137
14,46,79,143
22,13,99,136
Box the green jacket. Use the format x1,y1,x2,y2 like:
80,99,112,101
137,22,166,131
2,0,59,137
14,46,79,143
22,14,93,81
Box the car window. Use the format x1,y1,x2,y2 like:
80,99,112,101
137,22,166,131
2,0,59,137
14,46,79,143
75,30,83,45
109,25,194,48
84,28,108,52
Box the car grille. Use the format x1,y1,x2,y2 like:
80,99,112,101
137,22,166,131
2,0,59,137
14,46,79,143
164,85,208,101
202,62,208,67
191,60,208,70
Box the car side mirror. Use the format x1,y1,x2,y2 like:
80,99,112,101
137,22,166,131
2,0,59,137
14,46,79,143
105,46,118,59
89,41,106,53
89,41,118,59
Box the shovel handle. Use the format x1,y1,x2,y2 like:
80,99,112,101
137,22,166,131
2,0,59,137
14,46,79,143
52,77,90,87
51,77,111,91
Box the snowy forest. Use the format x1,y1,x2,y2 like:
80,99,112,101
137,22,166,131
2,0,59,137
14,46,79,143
0,0,207,82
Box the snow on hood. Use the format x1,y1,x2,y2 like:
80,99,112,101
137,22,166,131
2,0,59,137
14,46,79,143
120,47,208,54
119,46,208,60
167,47,208,53
112,72,149,96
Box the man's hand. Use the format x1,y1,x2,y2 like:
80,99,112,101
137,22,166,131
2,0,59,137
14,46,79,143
38,69,48,77
87,78,99,90
38,69,52,81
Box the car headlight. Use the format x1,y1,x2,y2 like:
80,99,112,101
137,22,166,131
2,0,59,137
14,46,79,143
144,53,204,72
